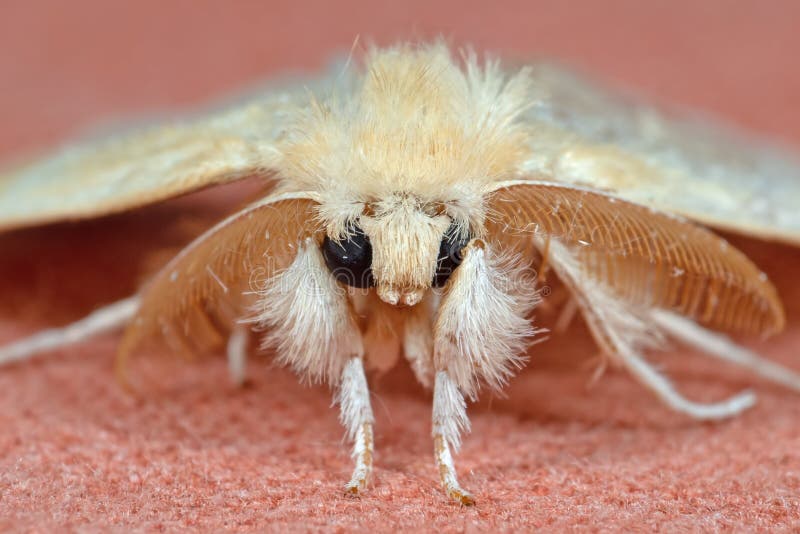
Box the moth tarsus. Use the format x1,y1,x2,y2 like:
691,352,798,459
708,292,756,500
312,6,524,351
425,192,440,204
1,41,800,505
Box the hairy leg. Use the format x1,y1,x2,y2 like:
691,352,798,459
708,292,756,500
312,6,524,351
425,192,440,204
432,371,474,506
618,342,755,419
652,309,800,393
0,295,139,365
338,356,375,495
542,238,756,420
429,240,538,504
249,241,374,492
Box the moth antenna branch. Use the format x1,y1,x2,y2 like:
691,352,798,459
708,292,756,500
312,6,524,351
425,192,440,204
0,295,139,366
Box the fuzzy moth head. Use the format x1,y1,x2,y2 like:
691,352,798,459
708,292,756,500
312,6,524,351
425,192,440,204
320,192,472,305
274,43,534,305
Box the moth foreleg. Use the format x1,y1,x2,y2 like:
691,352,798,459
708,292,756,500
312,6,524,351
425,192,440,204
0,295,139,366
249,241,374,494
337,356,374,496
432,370,474,506
249,239,361,384
429,239,538,505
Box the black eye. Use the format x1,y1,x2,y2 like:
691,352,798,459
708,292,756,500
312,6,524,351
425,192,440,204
432,223,470,288
321,223,375,288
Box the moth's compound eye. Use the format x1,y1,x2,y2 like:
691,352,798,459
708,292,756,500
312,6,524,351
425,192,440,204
321,223,375,288
432,223,470,288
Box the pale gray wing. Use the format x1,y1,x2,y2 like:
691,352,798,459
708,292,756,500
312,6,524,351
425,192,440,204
0,70,333,232
520,64,800,245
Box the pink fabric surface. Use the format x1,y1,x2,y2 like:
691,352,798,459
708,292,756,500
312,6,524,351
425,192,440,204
1,1,800,531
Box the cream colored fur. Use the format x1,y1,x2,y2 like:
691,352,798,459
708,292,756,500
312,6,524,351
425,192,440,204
246,43,543,402
337,357,375,493
434,241,541,400
432,371,473,504
338,357,375,443
277,42,533,241
246,239,362,385
359,194,451,301
432,370,470,452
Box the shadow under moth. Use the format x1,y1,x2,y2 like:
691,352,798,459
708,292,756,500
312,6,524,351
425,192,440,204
1,42,799,506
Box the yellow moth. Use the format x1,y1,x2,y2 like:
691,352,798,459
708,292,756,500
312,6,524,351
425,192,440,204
1,42,799,506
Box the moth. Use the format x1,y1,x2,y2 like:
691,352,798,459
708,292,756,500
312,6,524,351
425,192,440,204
1,42,800,506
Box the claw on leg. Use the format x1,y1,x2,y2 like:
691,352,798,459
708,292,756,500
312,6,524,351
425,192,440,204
432,371,474,505
434,434,475,506
344,421,373,496
338,357,375,497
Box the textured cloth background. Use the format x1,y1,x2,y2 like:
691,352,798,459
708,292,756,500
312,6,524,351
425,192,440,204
1,1,799,531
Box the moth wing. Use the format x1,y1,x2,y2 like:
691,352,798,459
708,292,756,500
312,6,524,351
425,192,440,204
119,192,320,362
522,64,800,245
0,76,321,232
486,181,785,337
